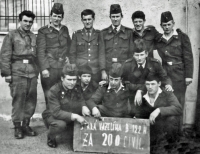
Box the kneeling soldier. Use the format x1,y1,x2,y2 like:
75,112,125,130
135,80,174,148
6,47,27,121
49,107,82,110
42,64,88,148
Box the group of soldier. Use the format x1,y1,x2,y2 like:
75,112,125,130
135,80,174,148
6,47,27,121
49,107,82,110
0,2,193,149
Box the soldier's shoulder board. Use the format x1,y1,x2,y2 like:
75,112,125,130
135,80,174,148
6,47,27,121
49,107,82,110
101,27,109,32
39,25,48,31
95,29,100,33
150,58,160,63
125,58,133,63
123,26,132,30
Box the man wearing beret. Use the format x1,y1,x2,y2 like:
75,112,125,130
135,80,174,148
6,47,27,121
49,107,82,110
42,64,89,148
122,39,173,116
131,11,160,57
86,63,145,118
100,4,134,80
155,11,193,129
0,10,37,139
136,75,182,143
37,3,71,105
69,9,105,82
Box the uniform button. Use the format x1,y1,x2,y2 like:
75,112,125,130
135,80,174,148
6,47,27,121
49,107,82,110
88,43,90,45
115,43,117,44
88,59,90,62
89,54,91,56
88,48,90,51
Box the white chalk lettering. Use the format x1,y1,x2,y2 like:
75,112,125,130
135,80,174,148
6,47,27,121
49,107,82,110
82,133,88,146
108,134,113,146
102,133,107,146
115,135,120,146
88,133,93,146
123,136,127,147
143,126,147,134
125,123,129,133
99,122,122,131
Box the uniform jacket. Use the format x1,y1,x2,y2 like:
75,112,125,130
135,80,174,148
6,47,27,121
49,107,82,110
36,24,71,71
69,28,105,74
0,27,37,78
86,82,145,117
100,25,134,70
132,25,160,57
77,80,98,101
42,82,85,122
122,57,172,86
155,29,193,82
136,90,182,119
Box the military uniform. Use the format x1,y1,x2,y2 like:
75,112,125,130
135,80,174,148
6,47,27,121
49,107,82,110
132,26,160,57
69,29,105,82
36,24,71,103
0,27,38,123
155,29,193,107
122,57,172,116
100,25,134,70
42,81,85,139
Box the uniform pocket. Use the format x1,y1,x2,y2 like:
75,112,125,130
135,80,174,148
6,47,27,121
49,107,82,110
77,42,85,52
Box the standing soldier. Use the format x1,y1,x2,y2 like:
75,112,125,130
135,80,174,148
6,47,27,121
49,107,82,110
155,11,193,129
69,9,105,82
131,11,160,57
0,11,37,139
100,4,134,80
36,3,71,105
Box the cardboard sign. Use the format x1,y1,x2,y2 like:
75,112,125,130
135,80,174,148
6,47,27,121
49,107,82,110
73,117,150,154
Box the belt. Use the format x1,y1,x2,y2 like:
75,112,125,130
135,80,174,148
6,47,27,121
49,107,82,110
12,59,34,64
165,61,183,66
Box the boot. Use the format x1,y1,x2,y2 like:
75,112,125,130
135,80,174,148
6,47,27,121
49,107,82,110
22,119,37,136
13,122,23,139
47,134,57,148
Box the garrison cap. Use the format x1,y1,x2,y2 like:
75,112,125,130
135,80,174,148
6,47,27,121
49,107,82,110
161,11,173,23
51,3,64,14
62,64,78,76
78,65,93,76
132,11,145,21
110,4,122,14
109,63,123,78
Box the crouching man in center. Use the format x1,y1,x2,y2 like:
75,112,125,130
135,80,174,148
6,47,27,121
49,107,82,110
86,63,145,118
42,64,89,148
136,74,182,143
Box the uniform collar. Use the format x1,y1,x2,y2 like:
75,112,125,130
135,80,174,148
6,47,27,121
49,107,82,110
108,25,125,33
112,24,121,32
143,87,162,107
17,27,32,37
137,60,146,68
84,28,93,33
48,23,63,31
162,29,178,41
107,82,124,93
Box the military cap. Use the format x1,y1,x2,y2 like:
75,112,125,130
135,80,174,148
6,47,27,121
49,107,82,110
109,63,123,78
161,11,173,23
51,3,64,14
132,11,145,21
110,4,122,14
78,65,93,76
62,64,78,76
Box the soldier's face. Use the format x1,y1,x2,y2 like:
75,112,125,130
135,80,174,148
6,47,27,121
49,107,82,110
133,18,145,32
133,51,148,65
110,13,122,27
62,75,77,90
20,15,33,31
82,15,94,30
145,80,161,95
109,76,122,89
80,74,92,86
51,13,63,27
161,20,174,34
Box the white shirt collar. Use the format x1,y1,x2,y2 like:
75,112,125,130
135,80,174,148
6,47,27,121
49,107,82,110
162,29,178,41
112,24,121,32
137,60,146,68
143,87,162,107
108,82,124,93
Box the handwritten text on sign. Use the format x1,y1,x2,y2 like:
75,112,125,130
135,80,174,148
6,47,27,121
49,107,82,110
73,117,150,154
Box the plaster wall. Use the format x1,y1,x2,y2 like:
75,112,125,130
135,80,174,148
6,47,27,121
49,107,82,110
0,0,199,124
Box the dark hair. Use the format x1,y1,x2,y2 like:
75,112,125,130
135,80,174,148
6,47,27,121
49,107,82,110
81,9,95,19
133,39,147,53
19,10,35,21
50,11,64,18
131,11,145,21
146,74,161,83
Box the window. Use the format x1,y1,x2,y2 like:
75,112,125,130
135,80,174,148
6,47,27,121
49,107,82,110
0,0,53,33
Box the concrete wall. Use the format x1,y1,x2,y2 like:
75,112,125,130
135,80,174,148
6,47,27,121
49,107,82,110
0,0,200,124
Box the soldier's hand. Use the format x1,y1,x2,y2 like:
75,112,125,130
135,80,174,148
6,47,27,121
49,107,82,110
42,69,50,78
149,108,160,125
92,107,101,118
165,84,174,92
101,70,108,81
185,78,192,86
5,76,12,83
134,90,142,106
65,57,70,64
99,80,107,87
82,106,91,116
71,114,88,126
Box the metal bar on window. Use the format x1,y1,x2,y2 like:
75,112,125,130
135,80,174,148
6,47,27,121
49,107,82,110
43,0,45,25
15,0,17,29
